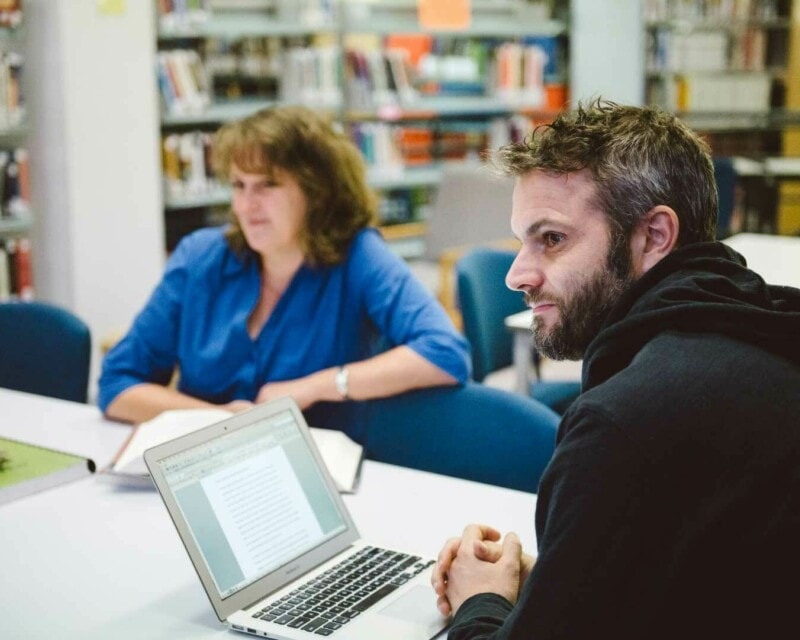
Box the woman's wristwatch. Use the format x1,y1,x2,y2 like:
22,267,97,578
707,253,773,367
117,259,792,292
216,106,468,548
335,366,350,400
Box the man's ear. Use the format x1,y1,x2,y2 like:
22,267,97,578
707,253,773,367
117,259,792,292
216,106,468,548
629,205,679,276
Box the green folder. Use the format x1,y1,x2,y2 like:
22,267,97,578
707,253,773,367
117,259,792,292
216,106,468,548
0,437,96,505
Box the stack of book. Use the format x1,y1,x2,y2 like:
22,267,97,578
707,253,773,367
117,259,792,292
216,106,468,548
493,41,561,107
729,28,767,72
281,45,342,108
0,51,23,130
378,187,431,227
162,131,219,200
643,0,779,21
343,46,416,110
0,147,29,216
647,27,768,75
157,0,210,33
157,49,212,116
487,115,534,149
206,36,282,99
395,127,434,166
349,122,405,174
434,123,489,162
649,30,729,72
0,236,33,302
649,73,772,113
0,0,21,29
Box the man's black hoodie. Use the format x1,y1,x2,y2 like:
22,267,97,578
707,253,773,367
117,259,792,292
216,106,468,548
449,242,800,640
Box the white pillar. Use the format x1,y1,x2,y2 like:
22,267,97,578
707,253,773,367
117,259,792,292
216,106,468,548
570,0,645,106
26,0,165,400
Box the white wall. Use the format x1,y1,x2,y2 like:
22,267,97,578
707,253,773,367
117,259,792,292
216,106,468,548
570,0,645,105
26,0,165,400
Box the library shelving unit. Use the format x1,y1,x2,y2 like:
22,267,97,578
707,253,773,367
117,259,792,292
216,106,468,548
642,0,800,235
0,6,32,301
154,0,571,257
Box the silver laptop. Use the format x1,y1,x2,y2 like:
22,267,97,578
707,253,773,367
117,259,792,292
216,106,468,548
144,397,448,640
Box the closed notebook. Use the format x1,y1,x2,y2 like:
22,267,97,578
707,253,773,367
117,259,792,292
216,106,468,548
0,436,95,505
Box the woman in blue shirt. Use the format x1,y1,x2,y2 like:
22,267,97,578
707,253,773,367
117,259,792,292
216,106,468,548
98,106,470,430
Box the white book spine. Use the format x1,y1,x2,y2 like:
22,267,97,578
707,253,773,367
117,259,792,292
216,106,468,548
0,246,9,302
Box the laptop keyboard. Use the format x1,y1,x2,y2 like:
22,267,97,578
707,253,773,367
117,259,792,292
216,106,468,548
251,545,434,636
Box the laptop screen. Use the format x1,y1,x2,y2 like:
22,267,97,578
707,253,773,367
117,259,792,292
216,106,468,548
155,408,348,599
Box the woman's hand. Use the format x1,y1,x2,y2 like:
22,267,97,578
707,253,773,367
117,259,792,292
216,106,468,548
256,379,317,409
220,399,255,413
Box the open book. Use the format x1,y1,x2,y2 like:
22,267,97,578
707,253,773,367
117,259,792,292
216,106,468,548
100,408,363,494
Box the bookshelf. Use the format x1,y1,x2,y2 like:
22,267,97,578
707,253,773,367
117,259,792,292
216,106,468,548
0,4,32,301
155,0,571,256
642,0,800,235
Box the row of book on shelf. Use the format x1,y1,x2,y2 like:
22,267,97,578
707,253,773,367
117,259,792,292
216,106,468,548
647,27,770,73
647,72,772,112
162,130,215,200
351,115,532,171
156,0,209,30
156,0,336,33
158,33,567,115
0,236,33,302
379,187,431,227
205,36,284,82
643,0,782,21
0,141,37,306
157,49,211,116
162,115,535,200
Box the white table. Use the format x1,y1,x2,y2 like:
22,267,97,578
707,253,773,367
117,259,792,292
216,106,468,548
505,232,800,395
0,389,537,640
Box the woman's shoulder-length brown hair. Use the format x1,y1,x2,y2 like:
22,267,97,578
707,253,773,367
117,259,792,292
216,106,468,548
211,105,378,266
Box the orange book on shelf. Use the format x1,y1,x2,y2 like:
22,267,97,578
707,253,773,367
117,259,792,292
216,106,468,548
397,128,433,165
15,148,29,205
164,53,186,102
385,34,432,69
544,84,568,110
15,236,33,301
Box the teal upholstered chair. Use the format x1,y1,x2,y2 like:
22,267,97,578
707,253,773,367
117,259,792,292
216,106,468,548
713,156,737,240
362,383,559,493
456,247,582,415
0,301,91,403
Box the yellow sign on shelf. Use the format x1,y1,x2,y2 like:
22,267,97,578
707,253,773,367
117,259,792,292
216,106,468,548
96,0,126,16
418,0,471,30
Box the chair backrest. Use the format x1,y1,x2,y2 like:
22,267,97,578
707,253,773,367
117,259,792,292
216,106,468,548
424,163,516,261
0,301,91,403
363,383,559,493
456,248,525,382
713,156,737,240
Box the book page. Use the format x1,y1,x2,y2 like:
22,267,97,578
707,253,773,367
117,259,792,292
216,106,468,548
113,408,233,475
308,427,364,494
110,408,363,493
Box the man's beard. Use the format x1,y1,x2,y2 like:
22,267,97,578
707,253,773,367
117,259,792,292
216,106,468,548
526,241,635,361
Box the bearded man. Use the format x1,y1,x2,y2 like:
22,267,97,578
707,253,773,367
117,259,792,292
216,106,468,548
432,99,800,640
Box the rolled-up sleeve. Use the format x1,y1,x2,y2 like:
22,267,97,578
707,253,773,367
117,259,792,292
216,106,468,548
351,230,471,383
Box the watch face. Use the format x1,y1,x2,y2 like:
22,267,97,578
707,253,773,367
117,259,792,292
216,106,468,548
336,367,349,398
